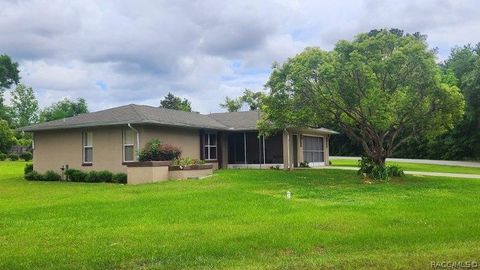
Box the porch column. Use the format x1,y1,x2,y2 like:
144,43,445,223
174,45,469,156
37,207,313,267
282,130,291,170
243,132,247,165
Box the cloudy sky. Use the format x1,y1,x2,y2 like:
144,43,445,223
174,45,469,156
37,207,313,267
1,0,479,113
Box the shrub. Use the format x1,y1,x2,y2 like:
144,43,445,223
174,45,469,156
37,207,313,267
112,173,127,184
97,170,113,182
172,157,205,166
86,171,102,183
24,164,34,175
139,139,162,161
0,153,6,161
358,156,374,175
160,144,182,160
25,170,43,181
388,165,405,177
8,153,19,161
65,169,87,182
138,139,182,161
370,165,390,181
20,152,33,161
357,156,404,181
299,161,310,168
44,170,62,181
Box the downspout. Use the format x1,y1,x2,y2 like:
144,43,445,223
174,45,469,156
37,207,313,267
127,123,140,160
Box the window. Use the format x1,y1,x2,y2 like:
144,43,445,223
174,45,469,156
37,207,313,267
204,132,217,160
123,129,136,162
303,136,324,163
83,131,93,164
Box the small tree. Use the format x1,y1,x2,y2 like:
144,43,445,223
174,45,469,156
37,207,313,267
10,84,39,127
259,29,465,166
159,92,192,112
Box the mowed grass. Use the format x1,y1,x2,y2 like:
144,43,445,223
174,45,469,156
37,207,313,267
331,158,480,175
1,161,480,269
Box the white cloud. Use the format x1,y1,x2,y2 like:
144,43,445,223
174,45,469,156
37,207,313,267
1,0,480,113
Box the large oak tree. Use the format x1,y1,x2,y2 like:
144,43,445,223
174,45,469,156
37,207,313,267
259,29,465,165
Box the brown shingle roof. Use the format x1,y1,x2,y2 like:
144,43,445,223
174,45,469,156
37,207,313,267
19,104,226,131
18,104,338,134
208,110,261,130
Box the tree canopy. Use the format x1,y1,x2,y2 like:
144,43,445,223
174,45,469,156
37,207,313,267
159,92,192,112
39,98,88,122
259,29,465,165
0,120,16,153
220,89,265,112
10,84,39,127
0,54,20,124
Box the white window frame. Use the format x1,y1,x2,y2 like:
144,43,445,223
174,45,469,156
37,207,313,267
302,135,325,166
204,132,217,161
83,131,93,164
123,129,136,162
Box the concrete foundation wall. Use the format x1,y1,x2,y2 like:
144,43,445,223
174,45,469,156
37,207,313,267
169,168,213,180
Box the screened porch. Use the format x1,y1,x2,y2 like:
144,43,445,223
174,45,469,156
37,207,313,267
227,132,284,168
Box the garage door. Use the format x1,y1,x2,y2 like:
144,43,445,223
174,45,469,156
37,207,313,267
303,136,324,166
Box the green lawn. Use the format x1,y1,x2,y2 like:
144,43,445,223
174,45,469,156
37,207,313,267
331,158,480,175
1,161,480,269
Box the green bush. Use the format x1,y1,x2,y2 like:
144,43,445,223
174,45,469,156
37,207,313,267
371,165,390,181
25,171,43,181
138,139,182,161
24,164,34,175
388,165,405,177
97,170,113,182
44,170,62,181
358,156,374,175
86,171,102,183
8,153,19,161
20,152,33,161
299,161,310,168
171,157,205,166
112,173,127,184
357,156,404,181
65,169,87,182
0,153,6,161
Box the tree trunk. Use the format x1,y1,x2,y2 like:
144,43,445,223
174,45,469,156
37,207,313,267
370,147,387,166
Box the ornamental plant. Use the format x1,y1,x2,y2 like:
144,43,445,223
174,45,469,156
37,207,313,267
138,139,182,161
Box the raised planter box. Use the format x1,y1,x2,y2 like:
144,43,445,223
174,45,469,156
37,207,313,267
126,162,213,185
169,164,213,180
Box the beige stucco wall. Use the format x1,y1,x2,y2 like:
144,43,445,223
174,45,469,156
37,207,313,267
33,124,203,174
138,125,200,159
33,126,126,174
169,168,213,180
127,166,169,185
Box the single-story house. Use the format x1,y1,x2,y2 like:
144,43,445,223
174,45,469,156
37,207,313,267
19,104,337,174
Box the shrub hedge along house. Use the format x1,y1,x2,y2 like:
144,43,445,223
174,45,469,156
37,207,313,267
18,104,337,174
